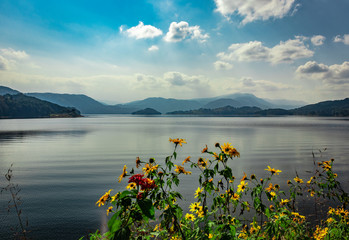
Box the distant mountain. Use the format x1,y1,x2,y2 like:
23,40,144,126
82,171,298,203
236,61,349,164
0,86,21,95
264,98,307,110
193,93,284,110
132,108,161,115
167,106,263,116
167,98,349,117
123,97,202,113
203,98,243,109
26,92,135,114
0,94,81,119
291,98,349,116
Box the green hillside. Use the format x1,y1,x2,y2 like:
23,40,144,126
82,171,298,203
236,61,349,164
0,94,81,119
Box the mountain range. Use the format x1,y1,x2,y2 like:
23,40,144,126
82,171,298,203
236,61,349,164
0,86,306,114
1,85,348,117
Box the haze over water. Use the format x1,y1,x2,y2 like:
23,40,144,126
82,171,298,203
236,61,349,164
0,115,349,239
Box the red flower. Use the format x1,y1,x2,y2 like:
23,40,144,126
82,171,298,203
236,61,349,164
128,174,144,185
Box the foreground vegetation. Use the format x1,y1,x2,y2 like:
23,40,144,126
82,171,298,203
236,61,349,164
84,139,349,240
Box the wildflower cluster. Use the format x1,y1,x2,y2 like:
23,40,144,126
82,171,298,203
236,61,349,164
84,139,349,240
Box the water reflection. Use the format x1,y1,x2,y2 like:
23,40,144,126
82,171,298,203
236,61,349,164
0,116,348,239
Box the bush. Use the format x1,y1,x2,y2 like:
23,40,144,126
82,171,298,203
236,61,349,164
82,138,349,240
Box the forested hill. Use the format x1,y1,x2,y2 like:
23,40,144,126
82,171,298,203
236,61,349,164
291,98,349,116
167,98,349,117
0,94,81,119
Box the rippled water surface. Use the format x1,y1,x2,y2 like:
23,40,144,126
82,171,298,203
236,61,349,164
1,115,349,239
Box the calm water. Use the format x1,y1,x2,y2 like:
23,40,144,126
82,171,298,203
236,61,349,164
0,115,349,239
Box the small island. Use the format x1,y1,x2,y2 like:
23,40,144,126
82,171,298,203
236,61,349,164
132,108,161,115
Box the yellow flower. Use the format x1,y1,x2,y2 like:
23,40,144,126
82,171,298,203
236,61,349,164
106,206,113,216
231,193,240,201
142,163,159,174
194,187,203,198
118,165,127,182
169,138,187,146
111,192,120,202
307,176,315,184
265,166,282,175
249,223,261,235
221,142,233,154
280,199,289,206
197,209,204,218
208,233,213,239
270,191,276,199
96,189,113,207
291,212,306,223
197,158,208,169
153,224,161,231
265,183,273,192
237,180,248,193
313,225,328,240
202,145,208,153
126,182,137,190
221,142,240,157
185,213,196,221
294,176,303,184
189,202,202,214
241,172,247,181
174,165,192,175
326,217,334,224
182,156,191,165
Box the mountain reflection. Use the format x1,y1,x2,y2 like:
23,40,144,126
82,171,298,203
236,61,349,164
0,130,89,142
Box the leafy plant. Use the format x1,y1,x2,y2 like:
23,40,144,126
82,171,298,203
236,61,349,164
84,139,349,240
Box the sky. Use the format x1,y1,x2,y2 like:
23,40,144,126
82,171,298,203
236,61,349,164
0,0,348,104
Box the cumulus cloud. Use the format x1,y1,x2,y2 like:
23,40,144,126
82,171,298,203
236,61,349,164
0,48,29,59
0,56,9,70
148,45,159,51
0,48,30,70
217,37,313,64
214,61,233,70
311,35,326,46
214,0,297,24
164,21,209,43
164,72,201,86
296,61,349,84
123,21,163,39
333,34,349,45
241,77,291,91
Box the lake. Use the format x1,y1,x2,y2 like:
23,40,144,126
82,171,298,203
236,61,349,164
0,115,349,239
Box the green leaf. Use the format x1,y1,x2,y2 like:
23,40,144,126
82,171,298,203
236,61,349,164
108,214,122,233
173,151,177,159
138,198,155,219
113,227,131,240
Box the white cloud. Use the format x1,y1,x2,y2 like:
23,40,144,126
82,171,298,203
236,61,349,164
164,72,201,86
0,48,30,70
0,55,9,70
333,34,349,45
240,77,291,91
164,21,209,43
148,45,159,51
217,37,313,64
296,61,349,85
124,21,163,39
0,48,29,59
311,35,326,46
214,0,297,24
214,61,233,70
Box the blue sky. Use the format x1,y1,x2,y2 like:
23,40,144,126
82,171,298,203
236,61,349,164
0,0,348,103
